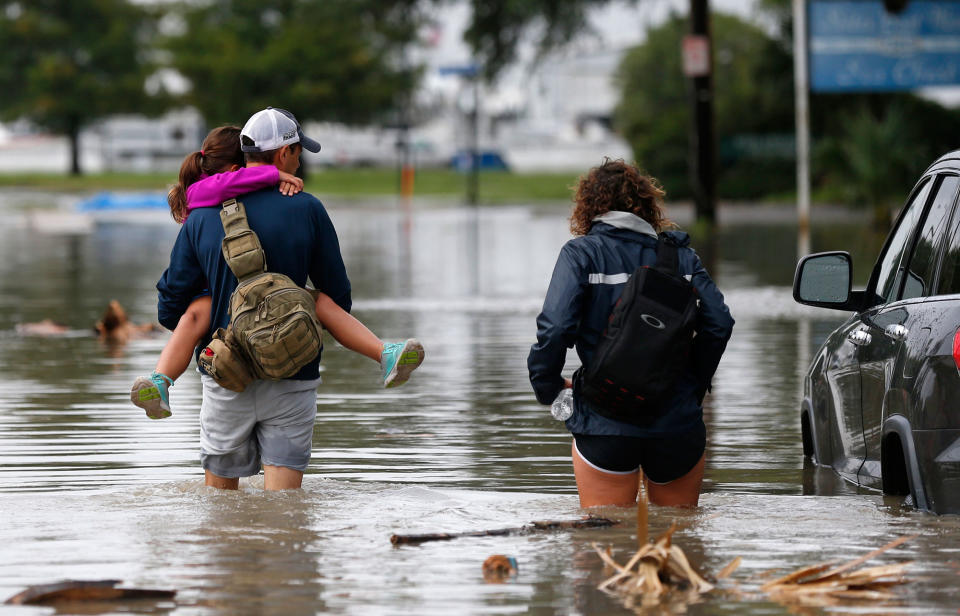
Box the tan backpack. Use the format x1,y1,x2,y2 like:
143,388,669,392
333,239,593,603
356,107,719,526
198,199,323,391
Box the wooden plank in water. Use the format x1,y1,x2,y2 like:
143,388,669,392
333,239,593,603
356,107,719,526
391,516,619,545
5,580,176,605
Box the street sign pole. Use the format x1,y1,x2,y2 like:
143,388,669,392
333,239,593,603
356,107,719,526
793,0,811,258
686,0,716,228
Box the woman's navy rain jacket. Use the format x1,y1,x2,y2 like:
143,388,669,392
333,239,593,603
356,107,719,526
527,214,734,437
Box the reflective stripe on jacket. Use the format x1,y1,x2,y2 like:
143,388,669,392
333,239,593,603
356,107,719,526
527,214,734,437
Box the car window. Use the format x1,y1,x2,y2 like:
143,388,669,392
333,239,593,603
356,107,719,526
872,179,932,304
936,188,960,296
901,175,959,300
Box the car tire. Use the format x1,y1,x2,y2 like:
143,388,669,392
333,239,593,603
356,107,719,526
801,411,815,458
881,432,911,496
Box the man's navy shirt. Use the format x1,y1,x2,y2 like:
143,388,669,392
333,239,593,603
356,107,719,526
156,186,351,380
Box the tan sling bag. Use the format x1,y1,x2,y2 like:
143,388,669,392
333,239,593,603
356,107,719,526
198,199,323,391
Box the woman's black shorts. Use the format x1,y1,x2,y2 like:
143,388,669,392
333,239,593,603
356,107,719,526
572,421,706,484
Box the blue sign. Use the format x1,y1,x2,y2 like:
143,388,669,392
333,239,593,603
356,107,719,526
437,64,479,77
809,0,960,91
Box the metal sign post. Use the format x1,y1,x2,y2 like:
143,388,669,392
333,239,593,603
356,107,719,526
794,0,811,259
438,63,481,206
685,0,716,228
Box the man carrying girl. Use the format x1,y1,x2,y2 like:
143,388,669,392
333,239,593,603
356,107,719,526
146,108,423,490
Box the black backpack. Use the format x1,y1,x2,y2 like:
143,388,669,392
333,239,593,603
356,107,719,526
579,235,698,425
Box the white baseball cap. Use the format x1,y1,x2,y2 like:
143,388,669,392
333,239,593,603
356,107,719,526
240,107,321,153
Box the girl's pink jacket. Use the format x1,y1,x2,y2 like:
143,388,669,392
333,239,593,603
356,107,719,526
185,166,279,212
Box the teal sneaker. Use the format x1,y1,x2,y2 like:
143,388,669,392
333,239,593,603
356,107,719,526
381,339,424,388
130,371,174,419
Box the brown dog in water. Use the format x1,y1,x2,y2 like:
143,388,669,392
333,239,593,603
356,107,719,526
94,300,160,344
17,300,159,343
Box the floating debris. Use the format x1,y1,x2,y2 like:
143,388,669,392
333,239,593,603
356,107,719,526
759,534,914,609
391,515,618,545
593,476,721,609
482,555,518,583
5,579,176,605
593,473,914,611
593,522,717,609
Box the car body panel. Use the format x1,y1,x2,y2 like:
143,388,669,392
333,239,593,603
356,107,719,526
796,149,960,514
821,318,868,481
858,303,916,489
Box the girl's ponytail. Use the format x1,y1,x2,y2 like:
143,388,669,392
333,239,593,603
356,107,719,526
168,151,204,223
167,126,243,224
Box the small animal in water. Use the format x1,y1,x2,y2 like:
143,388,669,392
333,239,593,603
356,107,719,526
94,300,160,344
482,555,518,583
16,300,159,343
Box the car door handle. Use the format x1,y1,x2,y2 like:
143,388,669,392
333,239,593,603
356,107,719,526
847,329,872,346
884,324,908,341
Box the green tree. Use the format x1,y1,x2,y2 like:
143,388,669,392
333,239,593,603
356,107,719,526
614,12,795,199
161,0,423,128
462,0,623,79
816,103,925,227
0,0,160,175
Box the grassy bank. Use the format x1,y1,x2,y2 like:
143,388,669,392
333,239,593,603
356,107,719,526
0,168,581,204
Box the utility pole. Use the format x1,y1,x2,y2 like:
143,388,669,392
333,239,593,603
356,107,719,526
467,74,480,206
685,0,716,227
793,0,811,258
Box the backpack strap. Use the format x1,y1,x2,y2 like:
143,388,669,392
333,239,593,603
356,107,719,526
219,199,267,281
653,234,680,276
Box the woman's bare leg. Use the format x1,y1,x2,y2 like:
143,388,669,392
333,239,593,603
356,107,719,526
571,441,639,507
645,453,705,507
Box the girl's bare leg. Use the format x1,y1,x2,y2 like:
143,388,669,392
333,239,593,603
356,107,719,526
313,291,424,388
156,296,212,379
314,292,383,362
131,296,211,419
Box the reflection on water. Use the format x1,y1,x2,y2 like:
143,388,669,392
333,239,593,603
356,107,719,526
1,197,958,614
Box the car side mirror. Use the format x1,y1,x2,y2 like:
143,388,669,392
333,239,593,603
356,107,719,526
793,252,858,309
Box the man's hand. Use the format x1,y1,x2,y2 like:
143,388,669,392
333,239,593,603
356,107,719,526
563,378,573,389
278,171,304,196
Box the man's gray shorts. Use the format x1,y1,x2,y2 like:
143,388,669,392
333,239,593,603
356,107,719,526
199,375,322,478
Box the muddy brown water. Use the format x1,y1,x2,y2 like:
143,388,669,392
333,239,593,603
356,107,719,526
0,195,958,615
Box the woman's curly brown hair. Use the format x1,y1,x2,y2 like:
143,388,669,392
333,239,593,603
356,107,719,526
570,158,671,236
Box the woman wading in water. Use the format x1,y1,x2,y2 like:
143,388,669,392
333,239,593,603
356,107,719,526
527,159,734,507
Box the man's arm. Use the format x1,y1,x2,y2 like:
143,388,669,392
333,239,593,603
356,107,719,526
157,224,207,331
308,202,352,313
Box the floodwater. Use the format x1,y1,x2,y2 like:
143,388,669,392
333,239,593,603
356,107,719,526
0,193,958,615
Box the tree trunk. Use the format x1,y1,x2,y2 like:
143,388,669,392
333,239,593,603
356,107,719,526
68,117,82,176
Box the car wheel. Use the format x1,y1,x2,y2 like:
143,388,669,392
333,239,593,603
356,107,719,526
801,411,814,458
881,432,911,496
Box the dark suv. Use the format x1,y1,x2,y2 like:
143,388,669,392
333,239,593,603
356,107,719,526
794,149,960,514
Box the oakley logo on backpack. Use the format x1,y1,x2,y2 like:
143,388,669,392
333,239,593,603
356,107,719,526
641,314,665,329
578,235,698,425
